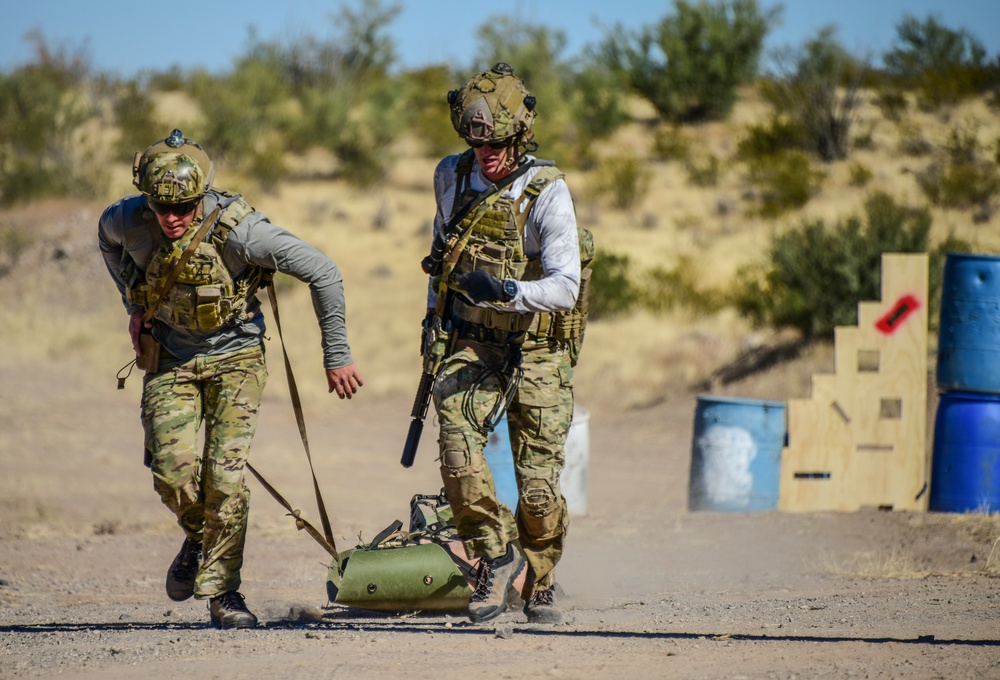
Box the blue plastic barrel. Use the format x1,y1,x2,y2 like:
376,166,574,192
688,395,786,512
930,391,1000,513
937,252,1000,394
483,417,519,511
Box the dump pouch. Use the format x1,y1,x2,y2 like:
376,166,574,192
136,331,162,373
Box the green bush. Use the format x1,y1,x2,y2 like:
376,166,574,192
745,151,826,217
643,255,725,315
883,14,993,108
916,123,1000,209
0,33,104,205
652,126,693,162
402,65,465,159
111,79,161,162
736,118,808,161
0,223,34,277
760,26,865,161
732,191,959,338
588,249,639,319
597,0,780,123
684,154,722,187
848,162,874,187
875,89,909,121
595,154,652,209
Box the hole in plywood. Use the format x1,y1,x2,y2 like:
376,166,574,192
857,349,880,372
880,398,902,419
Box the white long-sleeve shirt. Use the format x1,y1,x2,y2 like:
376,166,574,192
427,154,580,314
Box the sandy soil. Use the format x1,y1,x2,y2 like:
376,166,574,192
2,200,999,679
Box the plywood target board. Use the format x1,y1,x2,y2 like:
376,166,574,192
779,253,929,512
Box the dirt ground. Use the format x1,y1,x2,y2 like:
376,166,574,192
2,205,999,679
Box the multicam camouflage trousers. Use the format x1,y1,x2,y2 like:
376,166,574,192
433,336,573,594
141,345,267,599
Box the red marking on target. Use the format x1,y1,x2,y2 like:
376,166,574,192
875,294,920,335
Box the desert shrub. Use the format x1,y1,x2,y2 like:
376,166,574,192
596,0,780,123
652,126,693,162
188,57,294,181
685,154,722,187
0,224,34,277
883,14,994,108
111,79,161,161
760,26,865,162
403,65,465,159
589,249,639,319
568,63,629,143
848,162,874,187
896,119,934,156
916,122,1000,210
731,191,956,338
875,89,909,121
736,118,808,161
643,255,725,315
595,153,652,209
745,151,826,217
0,32,104,205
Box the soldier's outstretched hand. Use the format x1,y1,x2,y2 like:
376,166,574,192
326,364,364,400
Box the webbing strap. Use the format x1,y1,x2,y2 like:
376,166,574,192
245,462,338,560
248,280,340,561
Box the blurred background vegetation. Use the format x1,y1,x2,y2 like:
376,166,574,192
2,0,999,350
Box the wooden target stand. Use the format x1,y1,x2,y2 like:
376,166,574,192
779,253,930,512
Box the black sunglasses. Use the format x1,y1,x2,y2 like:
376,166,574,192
468,139,512,150
147,198,200,217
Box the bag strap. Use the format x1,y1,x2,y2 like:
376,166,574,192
141,205,221,326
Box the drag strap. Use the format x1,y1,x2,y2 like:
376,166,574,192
260,280,339,559
245,462,338,560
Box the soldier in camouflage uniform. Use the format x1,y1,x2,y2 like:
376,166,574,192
98,130,363,629
424,63,589,624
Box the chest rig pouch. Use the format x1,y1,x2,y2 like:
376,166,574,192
127,193,272,332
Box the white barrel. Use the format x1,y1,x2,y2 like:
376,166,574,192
561,406,590,516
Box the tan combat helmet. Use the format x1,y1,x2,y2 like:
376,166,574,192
449,62,537,148
132,129,215,203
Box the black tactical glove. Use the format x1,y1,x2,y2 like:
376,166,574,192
456,271,505,304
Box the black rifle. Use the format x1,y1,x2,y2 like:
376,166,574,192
400,287,455,468
400,157,539,468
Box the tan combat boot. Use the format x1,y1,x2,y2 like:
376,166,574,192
524,585,562,624
209,591,258,629
468,543,525,624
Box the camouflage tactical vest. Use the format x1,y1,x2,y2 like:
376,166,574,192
127,192,272,332
444,151,594,357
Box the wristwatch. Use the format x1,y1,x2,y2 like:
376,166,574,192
501,278,519,302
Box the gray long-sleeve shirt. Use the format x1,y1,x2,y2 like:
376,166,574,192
427,154,581,313
98,190,354,369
